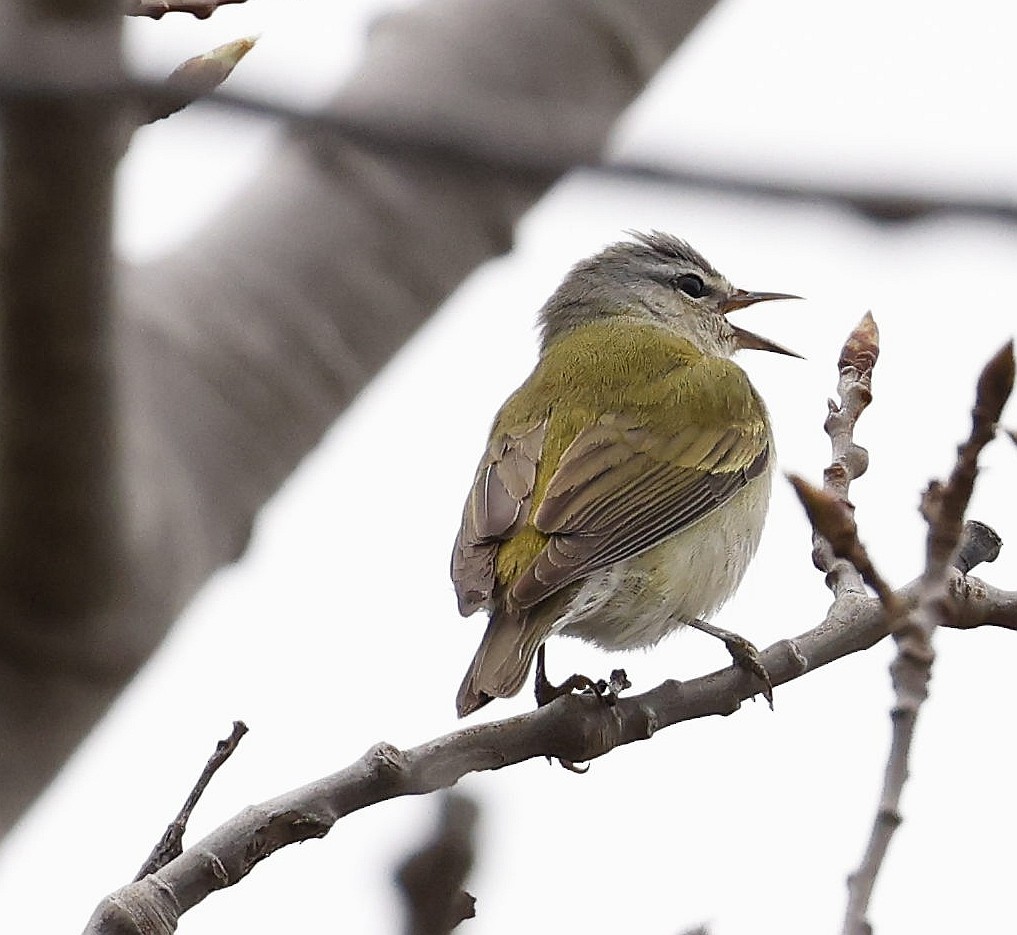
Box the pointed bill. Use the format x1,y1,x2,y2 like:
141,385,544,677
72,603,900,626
721,289,802,314
722,289,802,357
732,325,803,358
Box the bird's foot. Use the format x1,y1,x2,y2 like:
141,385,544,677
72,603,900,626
687,619,774,709
534,646,629,707
594,668,632,704
535,648,631,773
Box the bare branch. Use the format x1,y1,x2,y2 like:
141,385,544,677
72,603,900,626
920,341,1014,583
397,794,477,935
82,558,1017,934
146,36,257,123
135,721,248,881
77,322,1014,935
842,342,1015,935
125,0,247,18
943,570,1017,630
788,474,900,614
808,312,880,598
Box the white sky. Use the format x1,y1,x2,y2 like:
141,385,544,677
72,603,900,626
2,2,1017,933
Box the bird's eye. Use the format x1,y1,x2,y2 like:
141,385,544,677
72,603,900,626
673,274,705,298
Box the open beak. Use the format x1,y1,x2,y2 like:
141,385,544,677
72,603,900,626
722,289,803,358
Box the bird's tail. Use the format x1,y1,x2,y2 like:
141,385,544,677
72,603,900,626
456,607,551,717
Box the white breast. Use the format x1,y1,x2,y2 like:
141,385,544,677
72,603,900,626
555,466,772,651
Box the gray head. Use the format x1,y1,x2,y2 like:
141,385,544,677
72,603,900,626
538,231,799,357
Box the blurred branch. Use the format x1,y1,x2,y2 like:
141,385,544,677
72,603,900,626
595,163,1017,227
397,794,477,935
135,721,248,881
125,0,247,18
0,0,724,840
114,85,1017,227
1,74,1016,227
842,342,1014,935
0,8,124,606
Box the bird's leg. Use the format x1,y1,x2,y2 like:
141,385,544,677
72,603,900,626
534,644,599,706
533,645,628,707
534,646,631,774
686,618,774,709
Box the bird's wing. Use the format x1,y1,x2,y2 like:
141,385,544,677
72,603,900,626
451,419,547,616
509,375,769,610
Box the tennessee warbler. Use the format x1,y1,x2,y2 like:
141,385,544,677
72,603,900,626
451,232,799,717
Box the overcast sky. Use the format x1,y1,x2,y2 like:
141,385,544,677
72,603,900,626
2,2,1017,933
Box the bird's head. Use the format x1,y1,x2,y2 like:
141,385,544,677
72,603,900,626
538,230,801,358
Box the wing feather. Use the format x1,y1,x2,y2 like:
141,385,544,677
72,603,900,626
451,420,547,616
510,411,769,610
452,324,772,618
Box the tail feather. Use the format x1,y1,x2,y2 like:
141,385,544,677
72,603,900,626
456,608,551,717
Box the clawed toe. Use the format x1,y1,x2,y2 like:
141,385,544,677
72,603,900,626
687,618,773,709
534,646,630,708
534,648,632,771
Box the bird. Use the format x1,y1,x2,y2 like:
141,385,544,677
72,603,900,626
450,231,800,717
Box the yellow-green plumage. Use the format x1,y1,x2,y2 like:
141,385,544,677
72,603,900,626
451,231,796,717
492,317,768,586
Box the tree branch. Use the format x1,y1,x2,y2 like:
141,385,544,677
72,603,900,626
804,311,880,599
134,720,248,881
842,342,1015,935
789,473,900,614
0,1,124,614
396,794,477,935
83,553,1016,934
1,75,1016,229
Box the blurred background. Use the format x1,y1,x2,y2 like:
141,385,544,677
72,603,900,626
1,0,1016,932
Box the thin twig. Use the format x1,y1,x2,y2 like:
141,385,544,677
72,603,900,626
125,0,248,18
788,474,900,614
134,721,249,881
396,794,477,935
807,311,880,598
842,342,1015,935
920,342,1015,584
